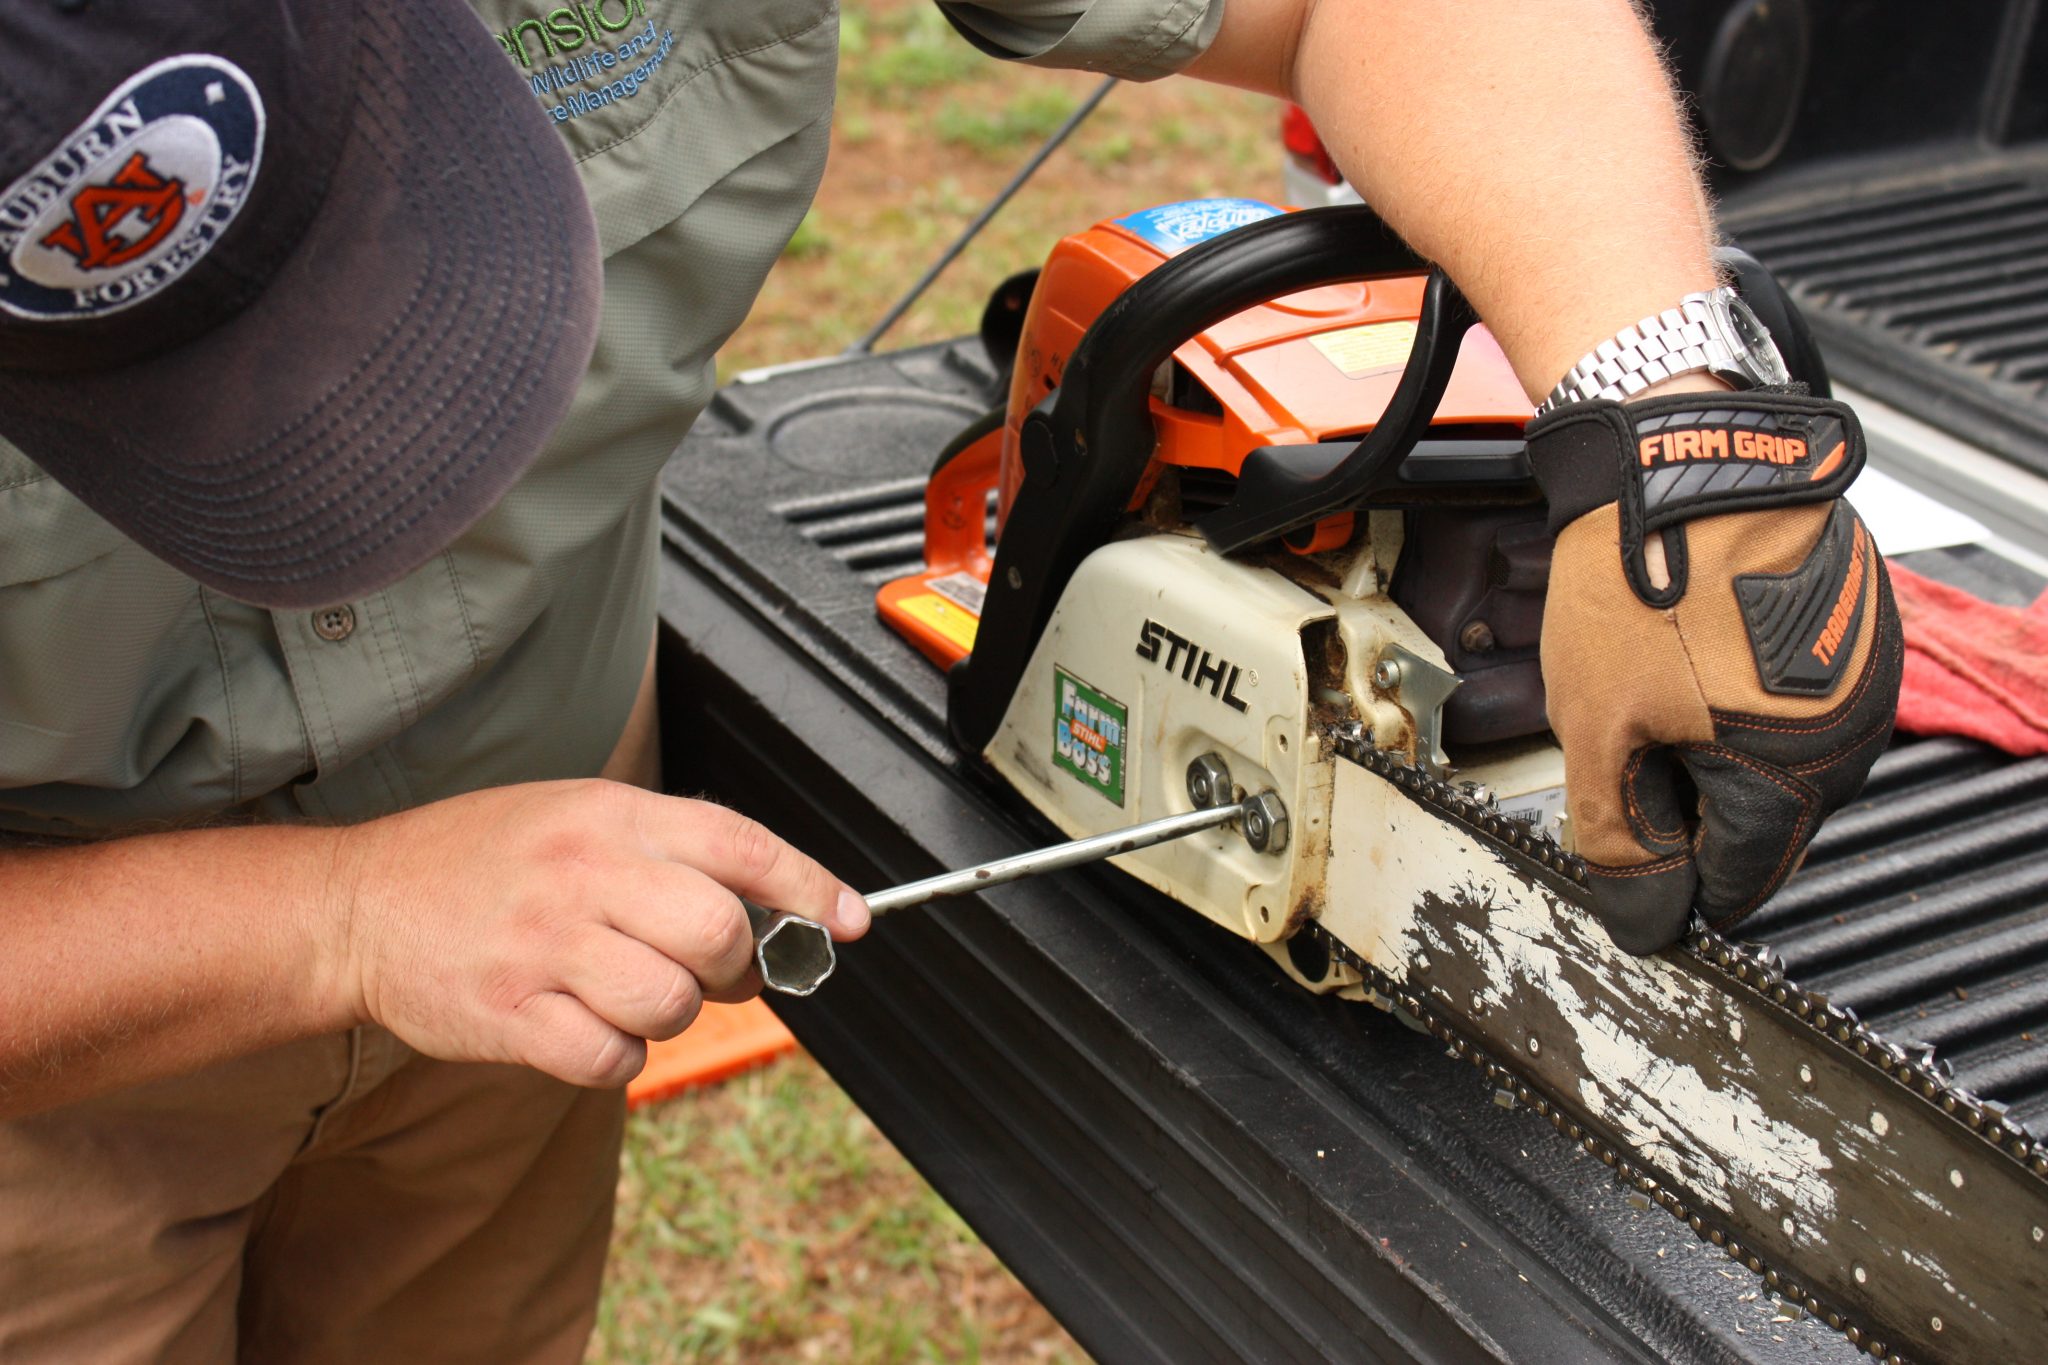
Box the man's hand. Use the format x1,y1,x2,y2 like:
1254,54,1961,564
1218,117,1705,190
1530,391,1904,953
1180,1,1907,948
325,780,868,1088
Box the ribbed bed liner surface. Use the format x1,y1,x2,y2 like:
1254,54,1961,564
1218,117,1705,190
1723,156,2048,474
1753,734,2048,1134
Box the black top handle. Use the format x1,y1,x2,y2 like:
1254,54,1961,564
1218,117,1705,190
948,204,1469,754
1195,269,1476,552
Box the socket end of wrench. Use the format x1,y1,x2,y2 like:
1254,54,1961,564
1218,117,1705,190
753,910,837,996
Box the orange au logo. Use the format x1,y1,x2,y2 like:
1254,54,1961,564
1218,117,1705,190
38,151,188,273
1,55,264,322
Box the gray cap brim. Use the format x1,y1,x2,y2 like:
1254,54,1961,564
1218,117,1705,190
0,2,602,609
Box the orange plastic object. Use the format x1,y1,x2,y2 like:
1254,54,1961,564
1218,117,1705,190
875,200,1535,672
1285,510,1356,556
875,420,1001,668
626,998,797,1110
991,207,1531,526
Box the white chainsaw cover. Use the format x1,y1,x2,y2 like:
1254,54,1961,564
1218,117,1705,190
985,532,1436,943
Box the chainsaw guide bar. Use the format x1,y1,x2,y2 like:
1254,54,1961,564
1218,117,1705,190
1312,733,2048,1363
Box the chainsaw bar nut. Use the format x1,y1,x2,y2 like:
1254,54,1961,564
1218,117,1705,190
1186,753,1233,810
1241,791,1289,855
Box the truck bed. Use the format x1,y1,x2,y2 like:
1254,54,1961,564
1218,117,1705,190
1655,0,2048,490
654,338,2046,1363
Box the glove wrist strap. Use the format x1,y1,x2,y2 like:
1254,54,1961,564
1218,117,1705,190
1526,390,1865,538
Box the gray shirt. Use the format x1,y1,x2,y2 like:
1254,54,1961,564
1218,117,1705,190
0,0,1222,834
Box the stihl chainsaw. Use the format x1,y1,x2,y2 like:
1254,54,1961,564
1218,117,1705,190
873,199,2048,1362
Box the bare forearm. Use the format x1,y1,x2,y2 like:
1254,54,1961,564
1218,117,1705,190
0,778,868,1120
1192,0,1720,401
0,825,353,1119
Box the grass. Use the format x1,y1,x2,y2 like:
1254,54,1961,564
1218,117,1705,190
844,8,984,98
935,89,1076,154
598,1,1277,1358
715,0,1279,380
592,1056,1088,1364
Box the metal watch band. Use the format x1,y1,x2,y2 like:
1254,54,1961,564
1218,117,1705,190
1536,287,1747,416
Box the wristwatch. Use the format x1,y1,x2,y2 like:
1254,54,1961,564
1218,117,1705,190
1534,286,1790,416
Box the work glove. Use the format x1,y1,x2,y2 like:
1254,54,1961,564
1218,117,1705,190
1528,390,1904,954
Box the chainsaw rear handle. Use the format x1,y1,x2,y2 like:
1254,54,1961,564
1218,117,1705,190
949,204,1449,754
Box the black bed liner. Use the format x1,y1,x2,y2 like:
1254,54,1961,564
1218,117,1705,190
656,338,2043,1363
1650,0,2048,477
1720,153,2048,478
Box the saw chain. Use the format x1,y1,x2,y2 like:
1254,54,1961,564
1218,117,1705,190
1314,731,2048,1364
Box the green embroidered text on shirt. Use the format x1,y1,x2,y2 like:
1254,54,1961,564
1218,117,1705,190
493,1,679,126
494,0,648,66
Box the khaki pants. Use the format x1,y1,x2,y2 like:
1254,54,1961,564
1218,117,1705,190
0,1029,624,1363
0,641,665,1361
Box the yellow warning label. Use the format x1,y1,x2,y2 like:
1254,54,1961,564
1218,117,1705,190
897,592,979,653
1309,320,1419,378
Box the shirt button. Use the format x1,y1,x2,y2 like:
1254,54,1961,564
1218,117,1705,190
311,604,356,642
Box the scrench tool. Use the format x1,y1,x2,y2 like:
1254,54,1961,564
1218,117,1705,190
748,768,1278,997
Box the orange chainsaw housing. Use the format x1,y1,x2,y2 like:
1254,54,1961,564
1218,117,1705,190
877,201,1533,670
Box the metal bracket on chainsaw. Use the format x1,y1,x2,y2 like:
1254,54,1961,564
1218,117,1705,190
1372,642,1460,776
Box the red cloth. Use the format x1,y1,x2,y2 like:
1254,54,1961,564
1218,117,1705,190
1887,560,2048,756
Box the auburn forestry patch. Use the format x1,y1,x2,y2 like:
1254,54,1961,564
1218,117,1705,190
0,55,264,321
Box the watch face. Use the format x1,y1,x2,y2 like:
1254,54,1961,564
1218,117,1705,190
1724,295,1791,382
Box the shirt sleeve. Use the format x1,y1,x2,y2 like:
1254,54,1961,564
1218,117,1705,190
938,0,1225,83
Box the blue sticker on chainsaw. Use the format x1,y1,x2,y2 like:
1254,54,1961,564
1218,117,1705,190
1054,667,1127,806
1114,199,1283,257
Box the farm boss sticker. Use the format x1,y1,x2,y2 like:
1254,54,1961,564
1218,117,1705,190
0,56,265,321
1054,668,1127,806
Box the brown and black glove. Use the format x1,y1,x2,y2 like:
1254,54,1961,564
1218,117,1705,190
1528,390,1904,955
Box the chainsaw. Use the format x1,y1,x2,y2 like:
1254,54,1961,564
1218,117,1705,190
873,199,2048,1362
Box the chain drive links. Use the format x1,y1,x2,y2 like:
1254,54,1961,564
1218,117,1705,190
1314,733,2048,1364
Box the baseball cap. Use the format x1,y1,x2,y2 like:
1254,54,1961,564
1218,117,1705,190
0,0,602,608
